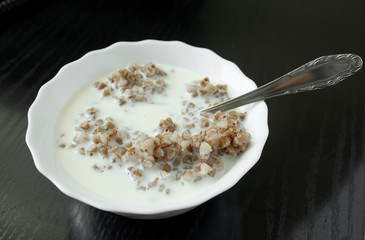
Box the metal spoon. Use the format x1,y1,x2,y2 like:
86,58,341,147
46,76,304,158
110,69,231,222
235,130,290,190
201,54,363,113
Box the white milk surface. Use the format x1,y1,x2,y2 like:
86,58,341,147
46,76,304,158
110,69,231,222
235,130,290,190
55,64,236,204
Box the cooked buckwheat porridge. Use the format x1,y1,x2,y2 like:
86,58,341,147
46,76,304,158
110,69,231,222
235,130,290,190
55,63,250,204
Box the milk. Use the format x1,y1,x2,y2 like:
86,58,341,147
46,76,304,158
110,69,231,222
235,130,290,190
55,64,237,204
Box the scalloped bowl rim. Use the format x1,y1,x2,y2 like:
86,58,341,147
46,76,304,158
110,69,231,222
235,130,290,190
26,40,268,217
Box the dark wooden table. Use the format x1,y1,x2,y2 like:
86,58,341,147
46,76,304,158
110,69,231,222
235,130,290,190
1,0,364,239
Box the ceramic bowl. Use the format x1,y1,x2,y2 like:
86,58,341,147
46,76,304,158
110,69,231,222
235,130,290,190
26,40,268,219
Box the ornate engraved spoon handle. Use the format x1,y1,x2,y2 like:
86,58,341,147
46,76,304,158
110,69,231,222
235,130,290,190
202,54,363,113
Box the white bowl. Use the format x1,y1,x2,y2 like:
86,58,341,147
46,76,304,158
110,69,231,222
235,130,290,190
26,40,268,219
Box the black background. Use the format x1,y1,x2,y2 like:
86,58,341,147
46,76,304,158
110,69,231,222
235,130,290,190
1,0,364,239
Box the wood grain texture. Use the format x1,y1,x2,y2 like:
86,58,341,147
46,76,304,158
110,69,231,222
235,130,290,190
0,0,364,239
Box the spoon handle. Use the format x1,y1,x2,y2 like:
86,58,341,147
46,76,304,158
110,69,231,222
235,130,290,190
202,54,363,113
